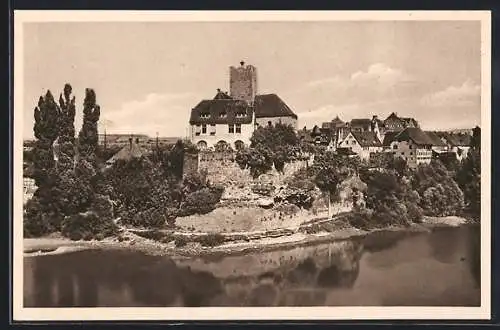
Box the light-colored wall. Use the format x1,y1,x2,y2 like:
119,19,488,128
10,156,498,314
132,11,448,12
190,123,254,149
338,133,383,161
255,116,297,129
390,140,432,168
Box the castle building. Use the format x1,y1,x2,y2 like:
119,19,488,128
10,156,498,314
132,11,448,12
189,61,298,150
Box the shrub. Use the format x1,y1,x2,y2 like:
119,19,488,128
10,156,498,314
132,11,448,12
174,236,188,247
196,233,226,247
61,211,118,241
178,187,223,217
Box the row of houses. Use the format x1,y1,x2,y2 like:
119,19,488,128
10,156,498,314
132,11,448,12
299,113,472,168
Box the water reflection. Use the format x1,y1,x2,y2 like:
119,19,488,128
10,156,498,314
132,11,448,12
24,225,480,307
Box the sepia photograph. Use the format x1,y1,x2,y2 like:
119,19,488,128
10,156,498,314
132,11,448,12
13,10,491,321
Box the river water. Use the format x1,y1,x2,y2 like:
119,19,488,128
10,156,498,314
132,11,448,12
24,225,480,307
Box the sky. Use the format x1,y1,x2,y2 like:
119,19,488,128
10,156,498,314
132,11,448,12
22,20,481,140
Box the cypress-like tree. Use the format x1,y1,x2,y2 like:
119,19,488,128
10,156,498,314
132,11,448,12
57,83,76,171
32,91,60,187
78,88,100,163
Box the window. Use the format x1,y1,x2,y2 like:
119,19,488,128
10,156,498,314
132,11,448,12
268,121,272,127
393,144,398,149
228,124,234,133
410,152,413,155
219,112,227,118
235,123,242,133
210,124,216,136
195,125,201,136
200,113,210,119
202,124,207,134
409,145,412,149
236,112,246,118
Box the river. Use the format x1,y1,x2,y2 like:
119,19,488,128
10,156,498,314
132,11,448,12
23,224,480,307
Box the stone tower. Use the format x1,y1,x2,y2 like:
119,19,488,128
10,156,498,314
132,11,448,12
229,61,257,105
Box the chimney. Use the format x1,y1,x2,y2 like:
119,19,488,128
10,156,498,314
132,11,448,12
240,61,245,67
217,88,221,93
135,138,139,144
129,137,133,149
372,115,378,121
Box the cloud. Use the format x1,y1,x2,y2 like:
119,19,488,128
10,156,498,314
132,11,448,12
286,63,418,116
101,92,198,137
350,63,415,86
420,79,480,108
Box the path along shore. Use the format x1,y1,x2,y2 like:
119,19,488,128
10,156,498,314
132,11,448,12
22,215,473,259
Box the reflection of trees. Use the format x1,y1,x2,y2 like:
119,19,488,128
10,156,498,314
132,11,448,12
25,240,364,308
466,226,481,288
25,249,223,307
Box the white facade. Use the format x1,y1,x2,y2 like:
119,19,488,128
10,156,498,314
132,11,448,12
390,140,432,168
190,122,254,150
338,132,383,161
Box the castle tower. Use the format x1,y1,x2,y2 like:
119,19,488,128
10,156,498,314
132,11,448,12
229,61,257,105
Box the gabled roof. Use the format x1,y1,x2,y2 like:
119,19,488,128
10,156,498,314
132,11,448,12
254,94,297,119
424,131,447,147
350,131,382,147
189,93,297,125
350,118,372,127
189,99,253,125
106,141,147,164
393,127,434,146
382,131,400,146
436,132,471,146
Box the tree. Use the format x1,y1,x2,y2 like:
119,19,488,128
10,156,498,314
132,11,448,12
456,127,481,218
78,88,100,163
412,160,464,216
57,83,76,172
312,151,354,218
236,123,299,177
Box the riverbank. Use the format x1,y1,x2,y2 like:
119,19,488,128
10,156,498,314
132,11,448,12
23,214,473,258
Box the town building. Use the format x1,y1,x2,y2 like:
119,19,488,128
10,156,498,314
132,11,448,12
424,131,449,154
105,137,147,168
338,131,383,161
383,112,419,132
189,61,298,150
435,132,472,161
321,116,350,146
388,127,433,168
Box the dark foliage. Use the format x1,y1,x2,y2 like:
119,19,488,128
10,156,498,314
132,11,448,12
61,211,117,241
236,123,300,178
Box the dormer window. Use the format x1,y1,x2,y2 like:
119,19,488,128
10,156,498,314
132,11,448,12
219,112,227,118
235,112,246,118
200,113,210,119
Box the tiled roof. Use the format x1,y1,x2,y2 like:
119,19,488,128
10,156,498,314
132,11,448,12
394,127,434,146
107,141,147,164
189,99,253,125
351,131,382,147
382,131,400,146
189,93,297,125
436,132,471,146
350,118,372,127
254,94,297,119
424,131,447,147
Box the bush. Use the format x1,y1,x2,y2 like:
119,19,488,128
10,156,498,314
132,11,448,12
196,233,226,247
61,211,118,241
174,236,188,247
178,187,223,217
